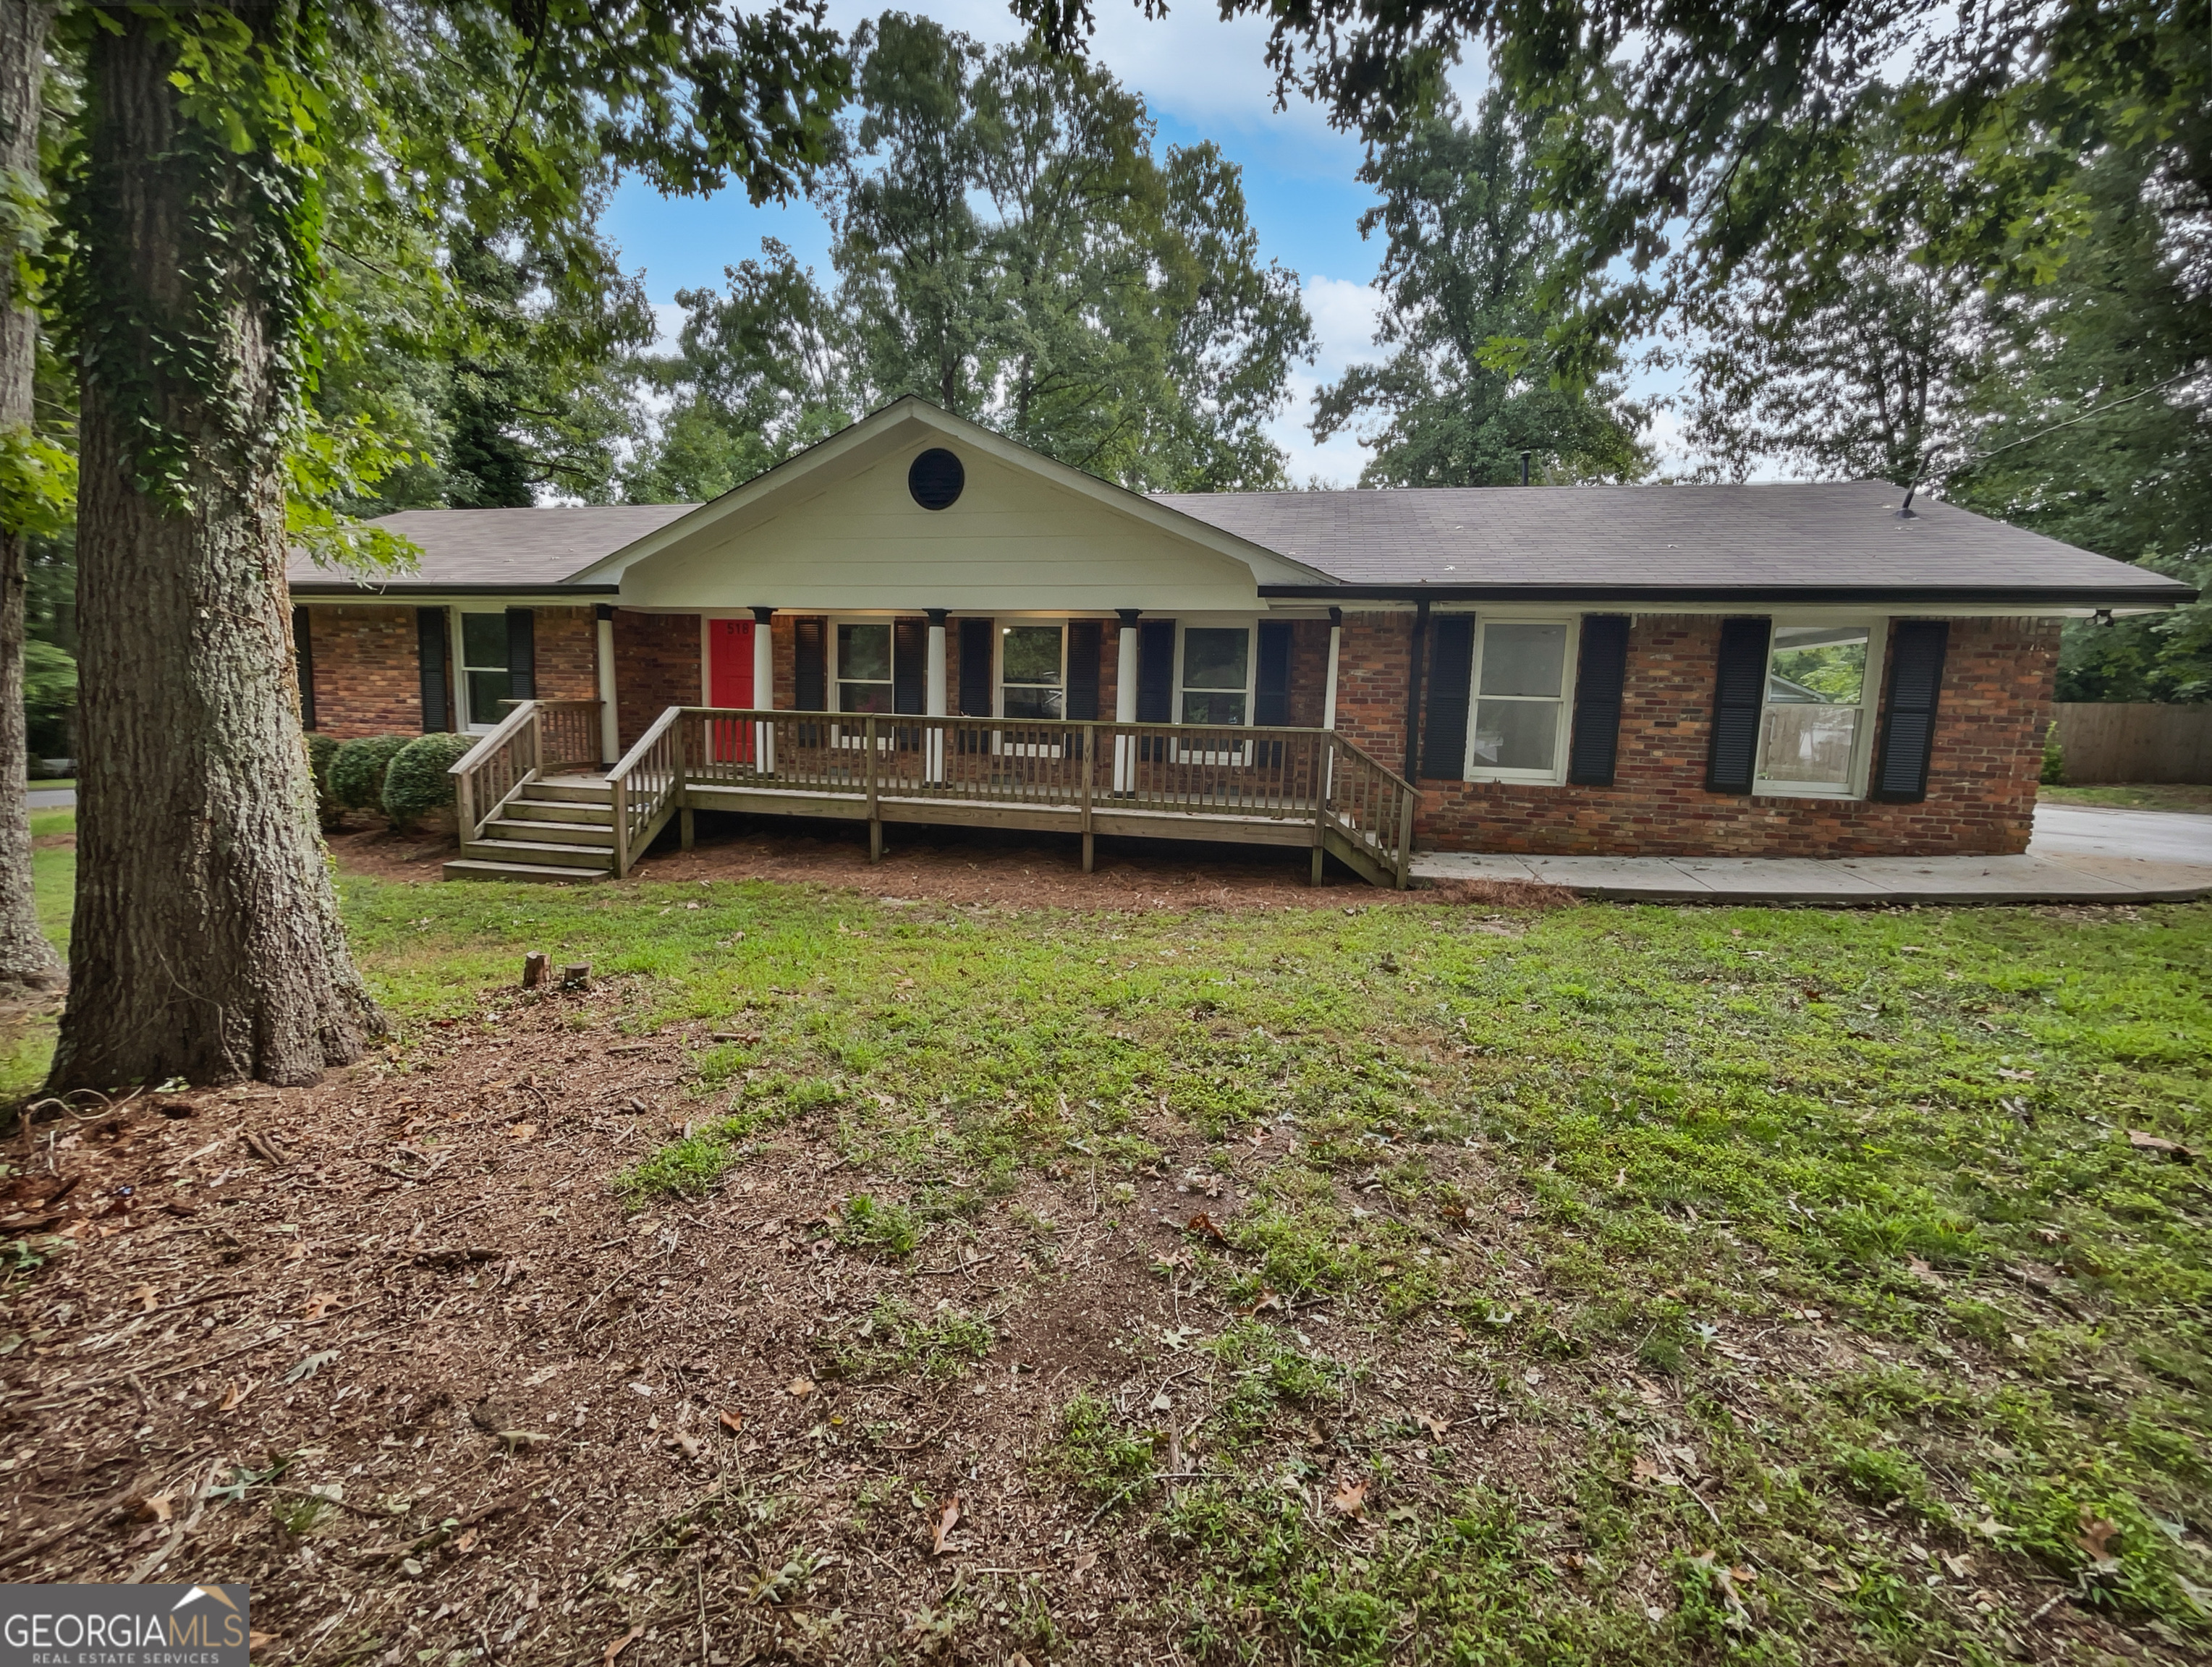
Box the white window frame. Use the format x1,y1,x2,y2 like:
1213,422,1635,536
1461,615,1578,785
993,621,1069,757
828,616,899,749
1752,619,1887,799
457,609,507,734
1174,621,1258,763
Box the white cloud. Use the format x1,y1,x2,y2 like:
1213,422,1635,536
648,301,687,355
1264,271,1389,486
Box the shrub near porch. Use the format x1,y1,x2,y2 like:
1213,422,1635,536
6,876,2208,1663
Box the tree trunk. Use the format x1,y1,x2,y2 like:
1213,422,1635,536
0,0,63,995
49,5,384,1090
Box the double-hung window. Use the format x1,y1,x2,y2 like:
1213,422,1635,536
835,622,894,714
1466,620,1572,780
999,625,1065,719
459,612,510,731
1178,627,1251,726
1755,624,1875,794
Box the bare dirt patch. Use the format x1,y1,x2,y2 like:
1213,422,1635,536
326,813,1575,914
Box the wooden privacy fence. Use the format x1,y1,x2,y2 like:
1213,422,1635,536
605,707,1419,888
449,698,605,841
2051,703,2212,784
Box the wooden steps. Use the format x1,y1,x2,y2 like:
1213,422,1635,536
444,775,616,883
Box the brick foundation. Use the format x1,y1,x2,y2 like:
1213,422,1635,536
1332,612,2055,857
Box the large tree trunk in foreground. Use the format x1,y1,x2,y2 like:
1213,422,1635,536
0,0,64,995
49,5,383,1090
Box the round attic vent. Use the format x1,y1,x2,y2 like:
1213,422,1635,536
908,447,965,511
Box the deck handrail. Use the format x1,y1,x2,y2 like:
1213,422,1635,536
606,703,687,876
624,706,1422,887
448,698,605,844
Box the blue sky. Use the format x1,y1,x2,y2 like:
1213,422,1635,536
599,0,1494,485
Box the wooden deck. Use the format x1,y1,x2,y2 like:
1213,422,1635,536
449,704,1418,887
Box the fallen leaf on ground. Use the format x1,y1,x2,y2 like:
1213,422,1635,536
602,1625,643,1665
2077,1513,2119,1561
1632,1455,1663,1485
1418,1412,1452,1440
1331,1476,1368,1517
1905,1257,1946,1289
217,1380,252,1412
302,1292,337,1320
1185,1212,1228,1244
453,1529,478,1553
281,1350,337,1385
132,1284,157,1312
507,1121,538,1142
787,1378,814,1399
2127,1129,2195,1161
135,1493,173,1524
1247,1288,1286,1315
718,1409,743,1434
932,1495,962,1555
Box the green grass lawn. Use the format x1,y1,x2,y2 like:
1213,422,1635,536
2041,783,2212,814
10,826,2212,1658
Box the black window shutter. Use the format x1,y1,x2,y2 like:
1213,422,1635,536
1136,622,1175,723
1066,621,1102,720
793,617,827,711
1705,616,1771,793
892,617,926,715
1420,616,1475,779
293,606,316,731
416,608,449,732
957,618,993,716
1566,615,1631,786
1255,621,1293,727
505,607,536,702
1871,620,1949,802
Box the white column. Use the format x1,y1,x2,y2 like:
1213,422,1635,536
1114,610,1140,792
595,606,619,764
1321,609,1342,730
925,609,948,781
751,607,776,773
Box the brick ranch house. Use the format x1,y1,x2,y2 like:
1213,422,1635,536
285,398,2192,886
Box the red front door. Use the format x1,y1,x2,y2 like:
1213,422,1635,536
708,619,755,761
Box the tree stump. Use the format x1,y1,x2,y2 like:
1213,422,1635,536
559,963,591,992
522,951,548,990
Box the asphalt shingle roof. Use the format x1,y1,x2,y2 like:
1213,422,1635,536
1152,481,2191,602
287,481,2192,606
286,505,693,592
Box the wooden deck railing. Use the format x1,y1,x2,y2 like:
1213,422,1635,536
449,698,604,841
609,708,1418,886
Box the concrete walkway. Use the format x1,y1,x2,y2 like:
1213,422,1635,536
1412,803,2212,904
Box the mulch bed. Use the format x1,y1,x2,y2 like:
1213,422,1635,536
326,815,1575,913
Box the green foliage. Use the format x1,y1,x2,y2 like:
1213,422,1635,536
305,733,343,831
326,734,412,814
2041,722,2065,786
1055,1390,1155,1503
623,11,1314,499
831,1192,920,1258
1311,88,1650,487
21,640,74,760
379,731,474,832
823,1297,993,1380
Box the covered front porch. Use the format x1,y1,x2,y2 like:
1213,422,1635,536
446,697,1417,888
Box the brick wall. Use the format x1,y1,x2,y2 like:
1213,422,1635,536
614,611,701,751
1287,619,1331,729
1331,611,2056,857
533,607,599,702
304,606,428,738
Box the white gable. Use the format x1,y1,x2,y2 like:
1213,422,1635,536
603,399,1321,613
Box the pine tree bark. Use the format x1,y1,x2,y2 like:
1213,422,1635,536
0,0,63,996
48,5,384,1089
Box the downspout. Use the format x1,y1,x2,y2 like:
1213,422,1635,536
1321,606,1342,731
1403,597,1430,780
